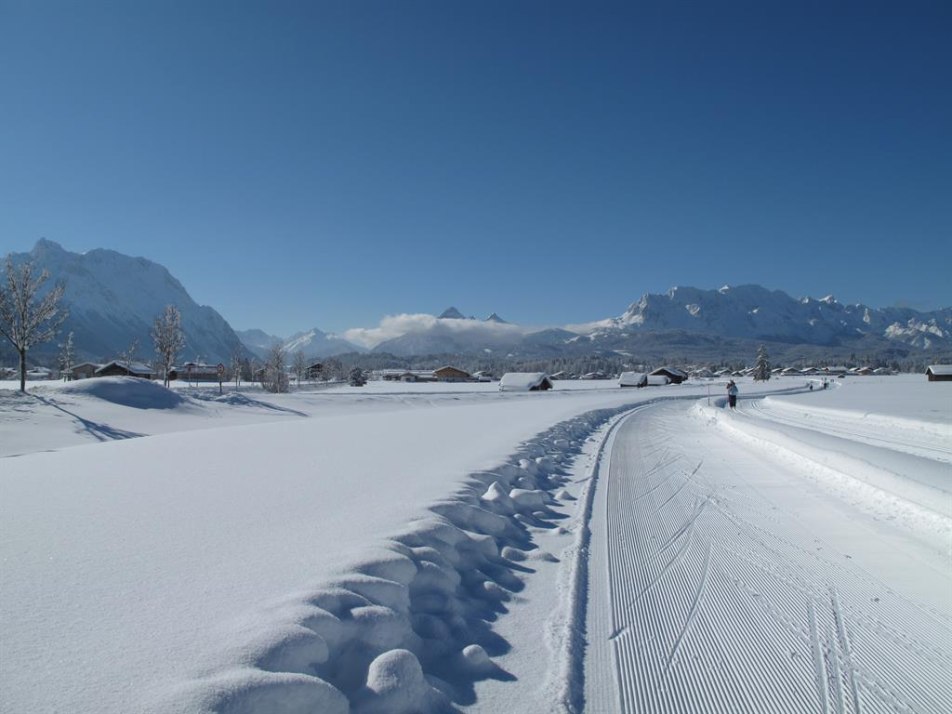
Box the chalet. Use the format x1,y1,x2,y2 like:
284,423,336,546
305,362,324,380
26,367,55,380
926,365,952,382
432,366,471,382
691,368,714,379
96,361,153,379
168,362,220,382
781,367,801,377
471,370,493,382
0,367,15,379
853,366,874,376
69,362,102,380
499,372,553,392
649,367,687,384
619,372,647,388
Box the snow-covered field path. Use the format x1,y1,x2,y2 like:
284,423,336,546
583,399,952,713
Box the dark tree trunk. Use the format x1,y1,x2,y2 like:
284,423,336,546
18,347,26,392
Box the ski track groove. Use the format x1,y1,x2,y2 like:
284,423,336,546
583,400,952,713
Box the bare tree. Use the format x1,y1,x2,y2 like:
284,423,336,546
59,331,75,381
0,257,67,392
230,347,244,391
261,343,289,393
292,351,307,387
152,305,186,387
120,337,140,368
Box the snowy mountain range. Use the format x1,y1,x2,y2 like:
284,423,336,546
5,240,249,364
4,241,950,365
235,327,365,360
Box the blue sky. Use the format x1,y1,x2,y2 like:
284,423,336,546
2,1,950,336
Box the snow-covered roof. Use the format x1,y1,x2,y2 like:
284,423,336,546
618,372,646,386
499,372,552,391
926,365,952,376
650,366,687,378
97,361,152,376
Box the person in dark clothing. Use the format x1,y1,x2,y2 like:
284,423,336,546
727,380,738,409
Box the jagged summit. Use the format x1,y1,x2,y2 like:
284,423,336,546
485,312,508,324
438,307,467,320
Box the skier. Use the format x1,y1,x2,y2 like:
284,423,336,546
727,380,738,409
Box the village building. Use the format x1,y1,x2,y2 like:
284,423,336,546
649,367,688,384
432,366,471,382
304,362,324,380
619,372,648,388
499,372,553,392
471,370,493,382
168,362,220,381
96,361,153,379
69,362,102,380
373,369,437,383
926,365,952,382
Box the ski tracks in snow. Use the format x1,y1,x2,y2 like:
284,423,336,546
584,401,952,713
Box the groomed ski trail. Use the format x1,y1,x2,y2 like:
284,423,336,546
583,400,952,713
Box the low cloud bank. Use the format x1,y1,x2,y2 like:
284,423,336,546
344,314,527,350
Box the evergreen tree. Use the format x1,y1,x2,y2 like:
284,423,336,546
349,366,367,387
754,344,771,381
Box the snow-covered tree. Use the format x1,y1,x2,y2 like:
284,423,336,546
152,305,186,387
753,344,771,381
59,331,75,381
349,366,367,387
292,351,307,386
0,257,67,392
120,337,140,368
230,348,244,390
262,343,289,393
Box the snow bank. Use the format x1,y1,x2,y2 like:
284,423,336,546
61,376,187,409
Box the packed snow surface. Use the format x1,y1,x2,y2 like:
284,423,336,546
1,375,949,713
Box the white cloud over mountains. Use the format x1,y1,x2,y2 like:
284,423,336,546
343,313,527,349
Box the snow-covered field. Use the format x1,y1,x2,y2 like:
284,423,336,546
1,375,949,713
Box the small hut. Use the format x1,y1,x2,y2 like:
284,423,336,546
499,372,553,392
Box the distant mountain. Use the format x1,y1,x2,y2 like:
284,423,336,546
7,240,250,364
367,287,950,362
236,326,364,359
592,285,951,350
282,327,365,358
234,329,282,359
438,306,468,320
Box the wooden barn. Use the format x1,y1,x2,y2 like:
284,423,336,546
432,366,471,382
499,372,553,392
619,372,647,388
926,365,952,382
649,367,688,384
96,361,153,379
69,362,102,380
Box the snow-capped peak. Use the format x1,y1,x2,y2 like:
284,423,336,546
484,312,508,324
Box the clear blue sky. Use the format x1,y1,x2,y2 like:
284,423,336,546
2,1,950,336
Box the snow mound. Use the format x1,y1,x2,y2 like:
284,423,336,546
61,377,186,410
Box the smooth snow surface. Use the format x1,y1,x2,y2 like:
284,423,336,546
1,375,950,713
